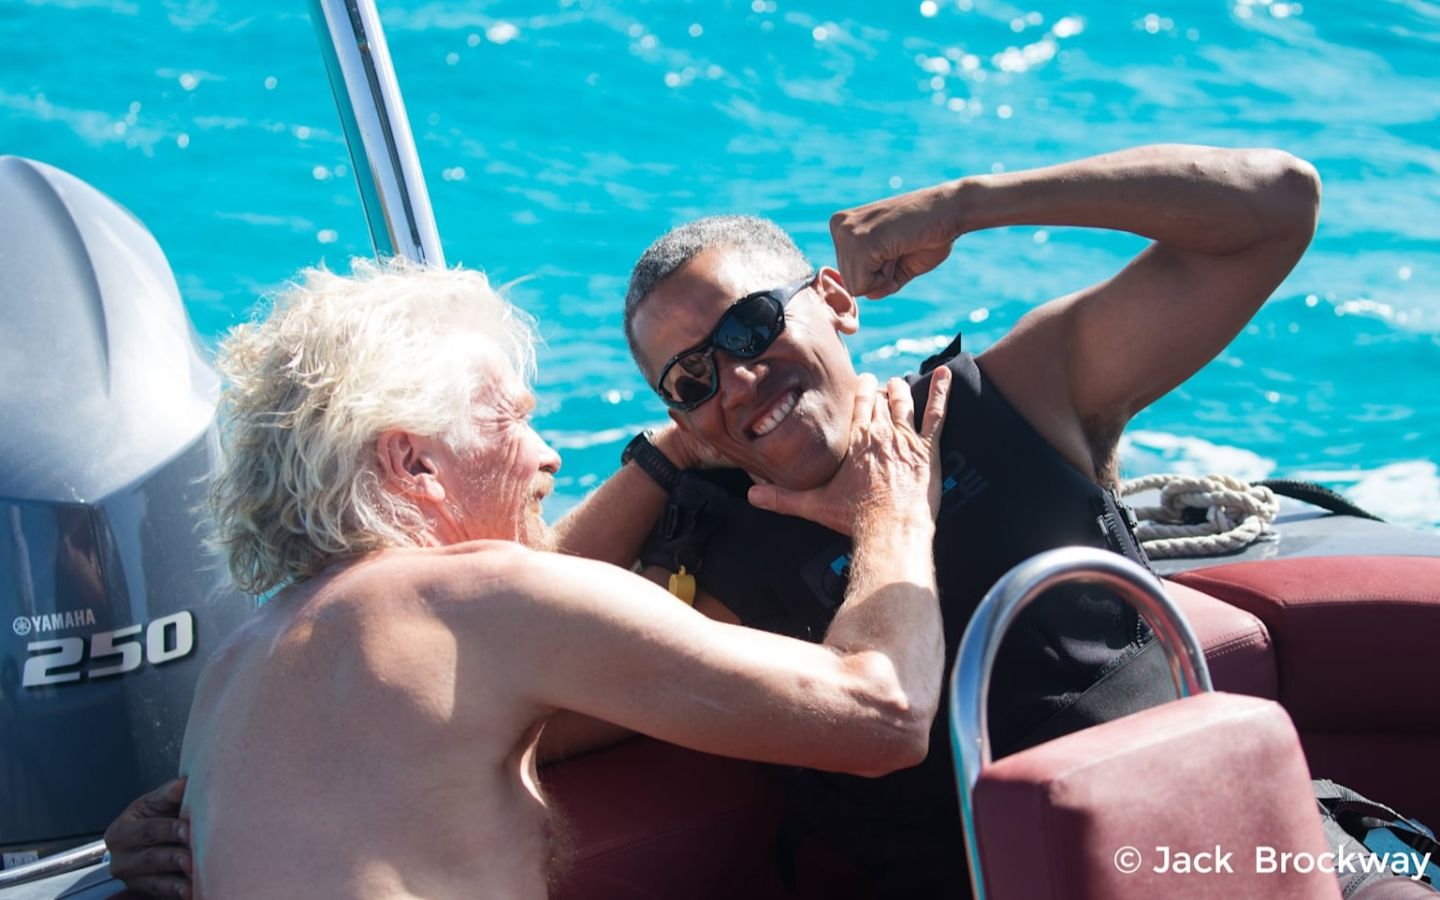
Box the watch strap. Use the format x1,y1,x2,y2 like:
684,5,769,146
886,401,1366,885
621,429,680,492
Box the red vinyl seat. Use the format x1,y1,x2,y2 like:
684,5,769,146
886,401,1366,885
1167,577,1279,699
1173,556,1440,828
543,738,793,900
546,557,1440,899
972,691,1341,899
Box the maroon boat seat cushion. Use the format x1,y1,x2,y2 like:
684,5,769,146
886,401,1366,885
1172,556,1440,831
1165,577,1279,699
543,737,797,900
973,692,1340,900
1171,556,1440,733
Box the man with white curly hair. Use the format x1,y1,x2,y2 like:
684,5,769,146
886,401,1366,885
166,258,954,899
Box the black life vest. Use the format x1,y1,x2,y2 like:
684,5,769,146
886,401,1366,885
640,336,1174,895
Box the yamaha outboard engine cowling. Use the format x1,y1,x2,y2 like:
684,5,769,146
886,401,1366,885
0,157,252,869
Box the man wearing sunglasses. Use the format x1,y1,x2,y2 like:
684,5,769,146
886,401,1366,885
594,144,1322,896
106,144,1320,898
102,259,956,899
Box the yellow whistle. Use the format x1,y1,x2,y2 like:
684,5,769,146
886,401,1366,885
668,565,696,606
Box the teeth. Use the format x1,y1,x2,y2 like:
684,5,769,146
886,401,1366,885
752,391,798,438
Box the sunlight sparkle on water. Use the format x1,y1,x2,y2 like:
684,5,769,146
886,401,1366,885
1052,16,1084,38
487,23,519,44
11,0,1429,529
920,55,951,75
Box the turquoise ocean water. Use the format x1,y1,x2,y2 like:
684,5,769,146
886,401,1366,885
3,0,1437,529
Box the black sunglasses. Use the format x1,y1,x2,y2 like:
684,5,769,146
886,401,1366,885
655,273,817,411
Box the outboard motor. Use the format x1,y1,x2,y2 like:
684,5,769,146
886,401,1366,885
0,157,252,871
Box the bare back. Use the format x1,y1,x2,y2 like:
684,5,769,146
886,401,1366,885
179,544,558,900
178,492,944,899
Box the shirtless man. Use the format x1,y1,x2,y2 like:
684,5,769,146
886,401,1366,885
167,260,951,898
109,143,1321,896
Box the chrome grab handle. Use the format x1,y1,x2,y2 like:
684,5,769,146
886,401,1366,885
948,546,1213,900
308,0,444,266
0,839,107,889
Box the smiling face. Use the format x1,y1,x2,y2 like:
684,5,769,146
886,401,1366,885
631,247,861,490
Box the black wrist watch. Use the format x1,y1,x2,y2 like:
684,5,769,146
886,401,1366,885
621,429,680,492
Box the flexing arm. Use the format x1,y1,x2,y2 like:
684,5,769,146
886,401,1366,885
486,372,950,776
831,144,1320,476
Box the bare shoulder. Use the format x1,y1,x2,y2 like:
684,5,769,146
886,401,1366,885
313,541,530,608
381,541,610,603
332,542,669,641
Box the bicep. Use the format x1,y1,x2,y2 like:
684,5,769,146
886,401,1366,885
1068,239,1306,419
500,556,866,768
984,235,1307,465
534,571,731,764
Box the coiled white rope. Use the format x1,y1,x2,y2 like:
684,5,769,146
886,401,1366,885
1119,473,1280,559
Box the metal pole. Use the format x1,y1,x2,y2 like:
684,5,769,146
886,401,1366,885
308,0,444,266
948,546,1214,900
0,840,106,889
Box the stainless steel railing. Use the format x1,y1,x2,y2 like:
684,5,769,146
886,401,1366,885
949,546,1213,900
308,0,443,266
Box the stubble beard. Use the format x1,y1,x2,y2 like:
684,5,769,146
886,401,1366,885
520,472,557,551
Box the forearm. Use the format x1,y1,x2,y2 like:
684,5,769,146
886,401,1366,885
946,144,1319,254
823,512,942,726
549,428,692,567
550,464,670,566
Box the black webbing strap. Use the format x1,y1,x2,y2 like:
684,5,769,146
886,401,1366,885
1258,479,1385,522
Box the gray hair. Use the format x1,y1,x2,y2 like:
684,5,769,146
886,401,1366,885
209,257,537,595
622,215,811,372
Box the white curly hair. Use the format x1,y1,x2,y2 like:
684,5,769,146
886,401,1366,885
209,257,537,595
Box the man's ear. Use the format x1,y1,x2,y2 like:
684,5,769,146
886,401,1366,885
814,266,859,335
376,430,446,503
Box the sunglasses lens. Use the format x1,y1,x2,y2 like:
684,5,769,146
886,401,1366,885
656,286,795,409
673,375,713,406
714,295,782,356
662,352,716,407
